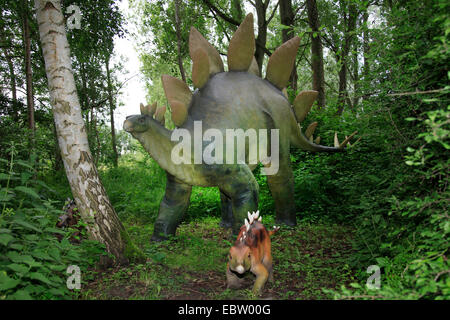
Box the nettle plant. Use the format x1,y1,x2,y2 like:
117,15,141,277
331,104,449,300
0,143,106,299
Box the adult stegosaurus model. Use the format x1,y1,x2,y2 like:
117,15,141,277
123,14,356,241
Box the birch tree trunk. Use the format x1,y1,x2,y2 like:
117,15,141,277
35,0,127,262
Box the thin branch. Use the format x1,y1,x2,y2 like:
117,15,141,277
267,1,280,25
209,8,231,42
89,74,138,110
321,33,338,54
201,0,240,26
294,3,306,17
434,270,450,282
386,88,447,97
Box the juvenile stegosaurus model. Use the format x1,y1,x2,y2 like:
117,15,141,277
123,13,356,241
226,211,279,296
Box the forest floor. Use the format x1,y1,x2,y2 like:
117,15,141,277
45,155,358,300
79,217,356,300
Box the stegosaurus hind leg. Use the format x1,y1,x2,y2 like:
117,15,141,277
219,191,233,229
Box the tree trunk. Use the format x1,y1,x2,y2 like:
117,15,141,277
352,35,359,109
254,0,268,74
362,9,370,102
174,0,186,82
22,0,35,138
2,47,17,103
363,10,369,74
336,0,357,115
105,56,118,167
35,0,127,263
306,0,326,108
231,0,243,22
279,0,298,92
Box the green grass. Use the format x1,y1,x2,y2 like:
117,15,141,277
81,216,356,300
43,150,358,300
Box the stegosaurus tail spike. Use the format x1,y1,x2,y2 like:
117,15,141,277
334,132,339,147
314,136,321,144
265,36,301,89
248,56,260,77
191,48,210,89
228,13,255,71
293,90,318,123
189,27,224,75
305,121,318,139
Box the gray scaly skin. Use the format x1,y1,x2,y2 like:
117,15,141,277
123,14,356,241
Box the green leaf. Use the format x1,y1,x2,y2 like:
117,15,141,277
29,272,54,286
15,160,34,170
7,263,29,275
44,227,66,234
375,257,389,267
0,173,11,180
0,233,14,246
12,219,42,233
21,172,33,184
9,243,24,250
24,234,40,241
0,272,20,291
48,288,66,297
48,248,62,261
14,186,40,199
11,289,33,300
7,252,40,267
31,249,54,261
48,264,66,272
0,191,14,202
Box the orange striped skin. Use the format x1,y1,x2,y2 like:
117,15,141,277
226,221,278,295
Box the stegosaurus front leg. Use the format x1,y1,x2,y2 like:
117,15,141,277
251,262,269,296
151,173,192,241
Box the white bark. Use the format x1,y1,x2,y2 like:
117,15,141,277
35,0,126,261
